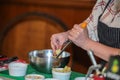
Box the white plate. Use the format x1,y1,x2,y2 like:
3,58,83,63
74,77,91,80
45,78,59,80
25,74,45,80
0,67,7,71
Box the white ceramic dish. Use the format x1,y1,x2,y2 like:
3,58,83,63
74,77,91,80
45,78,59,80
25,74,45,80
52,68,71,80
0,67,7,72
8,62,28,76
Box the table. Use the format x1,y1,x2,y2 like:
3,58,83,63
0,65,85,80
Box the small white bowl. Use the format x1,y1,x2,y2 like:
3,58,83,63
25,74,45,80
74,77,91,80
8,62,28,76
45,78,59,80
52,68,71,80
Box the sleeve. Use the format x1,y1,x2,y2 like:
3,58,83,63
84,0,108,41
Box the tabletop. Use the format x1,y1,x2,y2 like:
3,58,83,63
0,65,85,80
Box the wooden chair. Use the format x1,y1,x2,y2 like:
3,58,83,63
0,12,71,63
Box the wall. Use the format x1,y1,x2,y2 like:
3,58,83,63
0,0,96,73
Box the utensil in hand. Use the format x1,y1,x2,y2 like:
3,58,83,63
56,22,88,59
56,40,71,59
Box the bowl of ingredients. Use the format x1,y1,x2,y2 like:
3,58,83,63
52,66,71,80
25,74,45,80
28,49,70,73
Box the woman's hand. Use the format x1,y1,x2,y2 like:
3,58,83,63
68,24,90,49
50,31,69,52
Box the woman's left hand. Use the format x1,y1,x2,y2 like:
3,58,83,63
68,24,90,49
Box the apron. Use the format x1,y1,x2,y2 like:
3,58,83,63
97,0,120,69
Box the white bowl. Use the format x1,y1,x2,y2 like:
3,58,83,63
52,68,71,80
74,77,91,80
8,62,28,76
45,78,59,80
25,74,45,80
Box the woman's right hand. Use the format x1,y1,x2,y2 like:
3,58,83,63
50,31,69,52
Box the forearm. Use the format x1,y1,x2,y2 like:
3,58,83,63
84,39,120,61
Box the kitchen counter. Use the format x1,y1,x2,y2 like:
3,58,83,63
0,65,85,80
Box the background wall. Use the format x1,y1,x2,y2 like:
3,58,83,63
0,0,97,73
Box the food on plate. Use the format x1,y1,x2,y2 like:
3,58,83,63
26,75,41,79
25,74,45,80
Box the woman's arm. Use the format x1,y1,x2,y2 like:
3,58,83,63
84,39,120,61
68,24,120,62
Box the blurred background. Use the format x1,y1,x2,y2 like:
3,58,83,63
0,0,98,74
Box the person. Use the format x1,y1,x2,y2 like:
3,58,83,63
50,0,120,65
